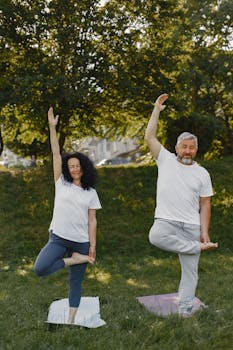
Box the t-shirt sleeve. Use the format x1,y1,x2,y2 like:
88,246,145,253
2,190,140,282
89,190,102,209
54,175,63,188
200,171,214,197
156,146,172,165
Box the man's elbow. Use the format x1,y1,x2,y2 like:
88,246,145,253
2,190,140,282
144,133,151,145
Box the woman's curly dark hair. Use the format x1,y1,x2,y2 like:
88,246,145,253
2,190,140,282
62,152,97,190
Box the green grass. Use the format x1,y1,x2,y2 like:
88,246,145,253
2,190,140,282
0,158,233,350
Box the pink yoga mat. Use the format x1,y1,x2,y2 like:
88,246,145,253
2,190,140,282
137,293,207,316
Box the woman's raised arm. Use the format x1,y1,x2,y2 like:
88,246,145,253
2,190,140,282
48,107,62,182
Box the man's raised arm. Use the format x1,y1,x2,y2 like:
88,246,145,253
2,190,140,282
145,93,168,159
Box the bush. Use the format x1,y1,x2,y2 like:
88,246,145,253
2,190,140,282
204,139,224,160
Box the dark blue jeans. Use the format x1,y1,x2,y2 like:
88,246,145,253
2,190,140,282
34,231,90,308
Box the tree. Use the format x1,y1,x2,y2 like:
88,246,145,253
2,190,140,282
164,0,233,155
0,0,129,157
0,0,194,157
0,0,232,158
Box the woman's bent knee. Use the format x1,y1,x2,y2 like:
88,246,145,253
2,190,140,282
34,266,43,277
34,263,48,277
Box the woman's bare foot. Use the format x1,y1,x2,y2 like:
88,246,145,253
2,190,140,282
67,307,78,324
200,242,218,251
64,252,95,266
71,252,94,265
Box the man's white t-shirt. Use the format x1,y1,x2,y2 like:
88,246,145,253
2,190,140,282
154,146,213,225
49,176,102,242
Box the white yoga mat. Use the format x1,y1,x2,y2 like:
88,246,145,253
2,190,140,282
47,297,106,328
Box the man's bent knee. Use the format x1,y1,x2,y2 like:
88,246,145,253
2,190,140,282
149,227,161,247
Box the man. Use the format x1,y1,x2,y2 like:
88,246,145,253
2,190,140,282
145,93,218,317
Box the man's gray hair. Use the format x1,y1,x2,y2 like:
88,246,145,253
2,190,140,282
176,132,198,147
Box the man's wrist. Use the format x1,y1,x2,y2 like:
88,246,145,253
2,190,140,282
154,102,162,109
152,105,161,115
201,232,209,239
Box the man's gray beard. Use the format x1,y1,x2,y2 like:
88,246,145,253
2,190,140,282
177,156,193,165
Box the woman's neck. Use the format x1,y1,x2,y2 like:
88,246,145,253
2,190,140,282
73,180,82,187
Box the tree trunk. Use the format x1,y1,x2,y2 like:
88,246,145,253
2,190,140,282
0,127,4,156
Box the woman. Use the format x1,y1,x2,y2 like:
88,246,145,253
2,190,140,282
34,107,101,324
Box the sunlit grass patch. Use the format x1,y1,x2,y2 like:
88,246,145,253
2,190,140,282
87,266,112,284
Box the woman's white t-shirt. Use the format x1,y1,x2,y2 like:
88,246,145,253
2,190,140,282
155,146,213,225
49,176,102,242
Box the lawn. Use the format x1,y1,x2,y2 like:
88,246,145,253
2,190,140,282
0,157,233,350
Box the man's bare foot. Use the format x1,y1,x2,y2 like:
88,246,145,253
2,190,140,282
71,252,95,265
200,242,218,251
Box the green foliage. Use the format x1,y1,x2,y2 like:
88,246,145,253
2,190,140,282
0,0,232,159
0,157,233,349
166,0,233,155
204,139,224,160
164,112,226,155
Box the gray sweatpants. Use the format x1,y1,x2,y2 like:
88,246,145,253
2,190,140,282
149,218,201,313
